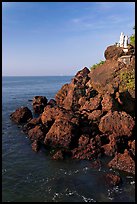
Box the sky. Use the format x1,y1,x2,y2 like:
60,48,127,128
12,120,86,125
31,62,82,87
2,2,135,76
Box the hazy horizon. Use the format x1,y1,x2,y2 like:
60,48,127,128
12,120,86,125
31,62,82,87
2,2,135,76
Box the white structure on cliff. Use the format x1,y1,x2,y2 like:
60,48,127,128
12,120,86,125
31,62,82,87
119,32,125,47
117,32,129,53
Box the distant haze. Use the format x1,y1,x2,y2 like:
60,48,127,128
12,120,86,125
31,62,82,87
2,2,135,76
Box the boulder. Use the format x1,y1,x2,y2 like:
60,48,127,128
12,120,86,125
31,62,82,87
78,135,90,147
99,111,135,137
88,110,103,122
31,140,40,152
41,105,79,126
108,149,135,174
23,116,42,133
105,173,122,186
104,45,124,60
80,94,101,112
88,60,121,95
10,106,33,124
32,96,47,114
72,143,101,160
28,125,47,141
55,67,90,110
128,140,135,156
44,117,79,149
47,99,56,107
52,150,64,160
101,94,118,112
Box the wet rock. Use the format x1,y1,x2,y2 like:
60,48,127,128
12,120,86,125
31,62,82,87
10,106,33,124
99,111,135,137
90,159,102,169
72,142,101,160
28,125,47,141
105,173,122,186
52,150,64,160
31,140,40,152
23,116,42,133
128,140,135,156
32,96,47,114
108,149,135,174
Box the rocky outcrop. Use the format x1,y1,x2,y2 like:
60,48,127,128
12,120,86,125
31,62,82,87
104,45,124,60
10,107,33,124
44,117,79,149
108,149,135,174
105,173,122,186
52,150,64,160
31,140,40,152
32,96,47,114
10,43,135,175
99,111,135,137
55,67,90,111
28,125,47,141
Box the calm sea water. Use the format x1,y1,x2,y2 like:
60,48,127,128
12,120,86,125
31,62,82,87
2,76,135,202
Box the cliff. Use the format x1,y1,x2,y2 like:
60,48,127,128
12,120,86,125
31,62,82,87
10,44,135,175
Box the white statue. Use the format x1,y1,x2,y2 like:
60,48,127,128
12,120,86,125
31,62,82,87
119,32,125,47
124,35,128,48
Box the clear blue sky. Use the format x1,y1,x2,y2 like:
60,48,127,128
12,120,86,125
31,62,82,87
2,2,135,76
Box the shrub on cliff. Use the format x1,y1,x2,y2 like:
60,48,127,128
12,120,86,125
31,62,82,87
90,60,105,70
130,26,135,47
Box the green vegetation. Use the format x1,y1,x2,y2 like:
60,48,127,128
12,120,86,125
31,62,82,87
119,69,135,92
130,26,135,46
90,60,105,70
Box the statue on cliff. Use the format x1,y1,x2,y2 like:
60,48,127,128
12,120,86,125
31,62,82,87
119,32,125,47
124,35,128,48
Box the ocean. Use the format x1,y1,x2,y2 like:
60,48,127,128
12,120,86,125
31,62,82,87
2,76,135,202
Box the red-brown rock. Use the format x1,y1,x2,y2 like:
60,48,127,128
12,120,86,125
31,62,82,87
32,96,47,114
47,99,56,107
28,125,47,141
55,67,90,110
105,173,122,186
80,94,101,112
78,135,90,147
31,140,40,152
52,150,64,160
108,149,135,174
101,94,118,112
10,106,33,124
99,111,135,137
88,110,103,122
104,45,124,60
44,118,79,149
128,140,135,156
23,116,42,133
